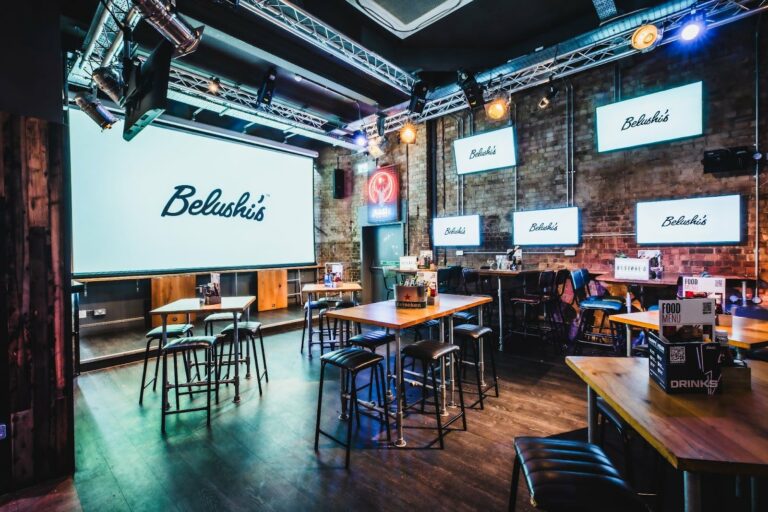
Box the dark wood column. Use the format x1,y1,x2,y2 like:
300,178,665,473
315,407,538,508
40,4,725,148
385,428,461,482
0,113,73,492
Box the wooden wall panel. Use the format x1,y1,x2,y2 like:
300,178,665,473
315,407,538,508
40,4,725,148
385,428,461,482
150,275,197,327
257,270,288,311
0,113,72,493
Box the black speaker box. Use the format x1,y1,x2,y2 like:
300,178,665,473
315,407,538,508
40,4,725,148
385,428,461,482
702,146,753,173
333,168,346,199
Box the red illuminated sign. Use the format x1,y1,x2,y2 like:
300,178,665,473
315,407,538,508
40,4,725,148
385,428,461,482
367,165,399,223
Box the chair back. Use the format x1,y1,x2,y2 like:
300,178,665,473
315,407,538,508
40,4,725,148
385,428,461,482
554,269,570,298
522,271,541,295
462,268,479,295
570,268,587,302
538,270,556,296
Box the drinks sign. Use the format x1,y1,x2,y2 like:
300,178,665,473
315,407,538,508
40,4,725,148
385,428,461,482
433,215,481,247
513,207,580,246
636,195,741,245
367,165,400,223
453,126,517,175
596,82,703,152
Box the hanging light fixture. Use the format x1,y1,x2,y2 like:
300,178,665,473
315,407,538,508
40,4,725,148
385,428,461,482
92,66,124,105
207,77,221,95
485,94,509,120
399,122,417,144
538,78,559,110
631,23,662,52
680,11,706,42
352,129,368,148
74,92,118,129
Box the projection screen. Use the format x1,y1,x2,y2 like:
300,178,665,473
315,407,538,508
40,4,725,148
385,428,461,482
69,109,316,276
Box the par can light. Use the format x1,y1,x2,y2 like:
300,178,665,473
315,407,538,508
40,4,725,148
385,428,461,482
399,123,417,144
75,92,118,130
631,24,662,51
92,66,124,105
131,0,204,58
680,12,706,42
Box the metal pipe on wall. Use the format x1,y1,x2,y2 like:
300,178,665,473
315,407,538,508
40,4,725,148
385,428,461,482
567,81,575,207
565,80,571,206
755,16,762,294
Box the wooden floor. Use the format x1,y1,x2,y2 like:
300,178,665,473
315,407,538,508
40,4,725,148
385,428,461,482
1,326,755,511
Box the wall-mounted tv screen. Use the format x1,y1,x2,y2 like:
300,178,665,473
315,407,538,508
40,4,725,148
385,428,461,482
453,126,517,175
513,207,580,246
596,81,703,152
636,195,741,245
433,215,481,247
69,109,316,276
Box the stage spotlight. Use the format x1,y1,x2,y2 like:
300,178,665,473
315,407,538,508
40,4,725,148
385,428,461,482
92,66,124,105
131,0,204,58
75,92,118,129
538,79,559,110
631,23,662,51
399,122,417,144
352,130,368,148
680,11,706,42
207,77,221,95
408,80,429,114
458,70,485,109
485,94,508,120
376,113,386,137
258,67,277,106
368,136,386,158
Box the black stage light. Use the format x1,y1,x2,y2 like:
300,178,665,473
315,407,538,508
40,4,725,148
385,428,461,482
258,67,277,106
131,0,204,58
408,80,429,114
376,113,386,137
457,70,484,109
74,92,118,129
92,66,124,105
538,79,559,110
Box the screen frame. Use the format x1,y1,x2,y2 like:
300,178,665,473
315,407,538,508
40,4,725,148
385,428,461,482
595,81,705,154
512,206,581,247
634,194,744,246
452,125,517,176
68,109,317,278
432,214,482,248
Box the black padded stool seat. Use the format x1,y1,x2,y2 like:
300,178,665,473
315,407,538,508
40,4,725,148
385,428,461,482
146,324,194,339
402,340,459,361
510,437,648,512
453,310,478,323
218,321,268,394
205,312,240,323
454,324,493,339
305,299,328,310
348,330,395,350
333,300,357,309
421,319,440,328
321,347,383,372
164,336,218,351
220,321,263,336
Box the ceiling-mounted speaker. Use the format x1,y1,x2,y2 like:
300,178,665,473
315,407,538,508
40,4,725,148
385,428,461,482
333,168,346,199
702,146,756,173
258,66,277,106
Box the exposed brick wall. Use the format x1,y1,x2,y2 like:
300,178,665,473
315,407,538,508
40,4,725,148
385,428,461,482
317,20,768,297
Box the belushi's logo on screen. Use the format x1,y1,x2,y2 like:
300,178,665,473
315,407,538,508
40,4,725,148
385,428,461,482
621,109,669,131
529,222,558,232
468,145,497,159
661,214,707,228
161,185,267,222
444,226,466,236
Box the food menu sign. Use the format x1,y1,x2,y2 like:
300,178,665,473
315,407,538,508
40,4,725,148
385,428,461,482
453,126,517,175
367,165,400,223
596,82,703,152
636,195,741,245
512,207,580,246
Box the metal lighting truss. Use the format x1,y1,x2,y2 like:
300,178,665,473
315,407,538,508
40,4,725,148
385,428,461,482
354,0,768,136
236,0,416,93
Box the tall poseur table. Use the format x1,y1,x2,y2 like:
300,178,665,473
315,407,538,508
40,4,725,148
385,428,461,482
150,296,255,403
567,356,768,512
301,283,362,356
324,293,492,447
475,269,523,351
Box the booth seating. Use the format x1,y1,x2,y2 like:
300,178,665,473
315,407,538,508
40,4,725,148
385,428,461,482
348,330,395,406
509,437,649,512
314,347,391,468
219,321,268,396
454,324,498,409
401,340,466,449
160,336,218,434
571,269,625,354
139,323,194,405
204,312,241,336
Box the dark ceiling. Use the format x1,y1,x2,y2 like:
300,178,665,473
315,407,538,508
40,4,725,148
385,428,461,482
62,0,667,149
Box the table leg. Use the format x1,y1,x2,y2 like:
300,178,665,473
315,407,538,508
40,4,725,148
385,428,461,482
73,291,81,376
394,329,405,447
497,276,504,351
751,476,761,512
439,318,448,416
587,386,597,444
307,292,314,359
233,311,241,403
449,314,456,408
626,324,632,358
161,315,168,410
742,279,749,307
684,471,702,512
478,307,487,388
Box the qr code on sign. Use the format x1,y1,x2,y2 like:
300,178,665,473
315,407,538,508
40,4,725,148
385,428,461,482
702,302,712,315
670,346,686,364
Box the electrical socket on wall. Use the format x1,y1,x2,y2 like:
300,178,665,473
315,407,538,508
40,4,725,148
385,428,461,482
93,308,107,317
564,250,576,257
456,250,464,256
79,310,88,319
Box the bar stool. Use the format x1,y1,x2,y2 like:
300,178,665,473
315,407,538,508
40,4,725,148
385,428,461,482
301,298,330,356
348,330,395,406
160,336,217,434
510,271,557,346
219,321,268,396
327,299,358,347
413,319,440,341
139,323,194,405
401,340,466,448
314,347,391,468
204,312,241,335
508,436,649,512
454,324,498,409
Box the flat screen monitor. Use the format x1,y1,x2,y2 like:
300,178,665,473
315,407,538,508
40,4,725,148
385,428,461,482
69,109,316,276
513,207,580,246
596,81,703,152
636,195,741,245
453,126,517,175
433,215,481,247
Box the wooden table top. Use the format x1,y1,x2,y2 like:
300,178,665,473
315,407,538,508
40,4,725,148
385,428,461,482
324,294,492,329
475,269,524,277
609,311,768,350
301,283,362,294
566,356,768,476
596,274,680,287
150,296,255,315
394,268,446,273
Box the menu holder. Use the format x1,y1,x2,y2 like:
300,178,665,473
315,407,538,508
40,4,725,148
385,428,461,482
394,285,427,309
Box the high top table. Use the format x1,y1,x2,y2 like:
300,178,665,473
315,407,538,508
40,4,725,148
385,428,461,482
475,269,523,351
150,296,255,403
324,293,492,447
567,356,768,512
301,282,362,357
